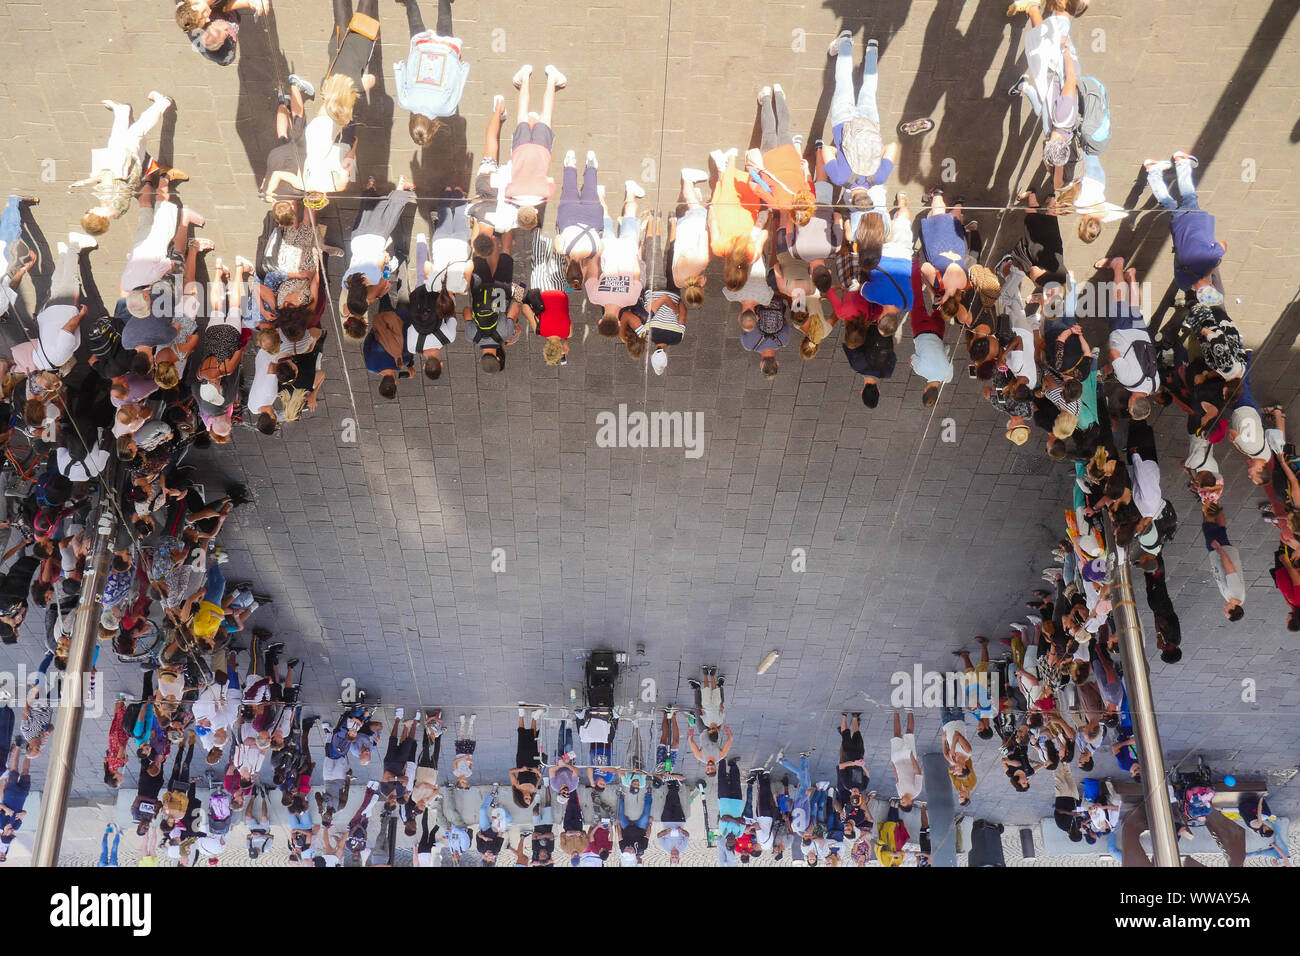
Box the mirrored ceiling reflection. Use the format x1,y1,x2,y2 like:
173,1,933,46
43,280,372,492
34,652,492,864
0,0,1295,879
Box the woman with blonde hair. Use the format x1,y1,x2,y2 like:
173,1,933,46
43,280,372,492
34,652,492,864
707,148,762,281
262,76,357,199
671,168,711,307
750,85,816,226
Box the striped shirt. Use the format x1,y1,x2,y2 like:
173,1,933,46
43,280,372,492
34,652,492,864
531,227,566,292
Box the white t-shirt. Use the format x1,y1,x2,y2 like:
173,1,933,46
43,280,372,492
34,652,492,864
558,223,600,260
1209,546,1245,604
57,445,110,482
34,305,80,369
721,247,774,305
1109,328,1159,394
1005,325,1038,386
406,318,457,354
427,241,471,294
1129,454,1163,519
246,348,279,412
890,734,923,800
671,207,709,286
302,116,346,193
344,233,390,289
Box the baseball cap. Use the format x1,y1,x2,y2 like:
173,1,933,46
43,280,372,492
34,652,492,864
199,382,226,406
650,348,667,376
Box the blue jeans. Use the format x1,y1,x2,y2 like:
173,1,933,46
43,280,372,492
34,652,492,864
1233,351,1258,411
618,793,651,831
830,37,878,128
434,188,470,241
0,196,21,273
1147,158,1198,215
479,792,512,832
205,563,226,606
1245,845,1286,864
941,706,965,725
778,755,811,791
602,215,638,242
99,828,120,866
810,787,829,826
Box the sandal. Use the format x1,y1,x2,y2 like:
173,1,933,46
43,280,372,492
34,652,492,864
188,238,214,254
899,118,934,136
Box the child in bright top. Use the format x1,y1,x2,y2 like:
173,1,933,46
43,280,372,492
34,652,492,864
749,85,815,225
394,0,470,146
503,64,568,229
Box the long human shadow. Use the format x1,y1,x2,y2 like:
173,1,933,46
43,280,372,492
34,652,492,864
1246,287,1300,405
235,13,290,182
1101,0,1299,343
891,1,1027,194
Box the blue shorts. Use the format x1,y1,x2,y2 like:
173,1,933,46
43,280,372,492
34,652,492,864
1201,521,1229,552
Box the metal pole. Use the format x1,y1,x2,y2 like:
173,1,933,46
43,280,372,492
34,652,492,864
1108,531,1181,867
30,491,116,866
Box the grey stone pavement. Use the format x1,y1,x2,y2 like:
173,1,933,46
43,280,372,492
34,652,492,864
1,0,1299,864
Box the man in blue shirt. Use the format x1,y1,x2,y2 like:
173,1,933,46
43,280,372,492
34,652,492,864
363,297,414,400
823,32,901,212
394,0,470,146
1144,153,1227,300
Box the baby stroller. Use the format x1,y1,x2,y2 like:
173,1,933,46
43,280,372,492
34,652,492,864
1170,756,1215,828
575,651,621,766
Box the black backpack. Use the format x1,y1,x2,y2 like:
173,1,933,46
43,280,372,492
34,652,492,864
1121,336,1159,386
1154,498,1178,545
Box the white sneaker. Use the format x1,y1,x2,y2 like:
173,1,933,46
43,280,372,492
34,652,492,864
586,150,598,168
68,231,98,251
625,180,646,199
531,707,546,723
681,167,708,183
596,184,606,200
413,711,422,724
709,149,728,171
492,93,506,120
563,149,576,167
828,30,852,56
773,83,784,97
758,85,772,103
544,65,567,89
394,707,405,720
512,65,533,89
792,134,804,151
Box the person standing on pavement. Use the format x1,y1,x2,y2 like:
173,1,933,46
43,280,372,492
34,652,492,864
341,179,415,338
394,0,469,146
1144,152,1227,304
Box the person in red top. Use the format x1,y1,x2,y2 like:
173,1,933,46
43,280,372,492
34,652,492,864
503,64,566,231
750,85,815,226
103,698,130,788
1273,548,1300,631
524,288,571,366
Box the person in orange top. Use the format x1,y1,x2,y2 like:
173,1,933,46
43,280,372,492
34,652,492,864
749,85,815,226
707,148,765,293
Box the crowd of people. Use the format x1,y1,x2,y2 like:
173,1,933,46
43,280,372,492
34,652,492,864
0,0,1291,866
